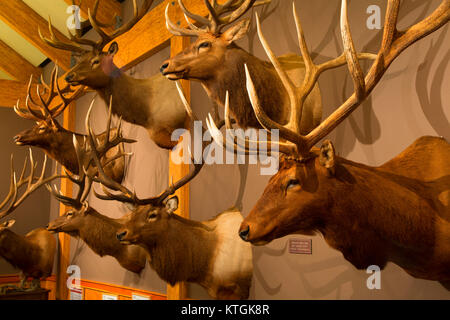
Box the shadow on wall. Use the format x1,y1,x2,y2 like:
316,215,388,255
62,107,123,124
258,0,447,159
415,24,450,139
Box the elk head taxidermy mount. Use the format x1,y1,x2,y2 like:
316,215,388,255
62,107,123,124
0,151,58,290
13,65,129,184
39,0,188,149
206,0,450,286
162,0,324,133
44,103,148,274
77,100,253,300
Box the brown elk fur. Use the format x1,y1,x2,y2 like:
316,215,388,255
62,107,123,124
162,25,322,133
15,125,125,183
117,202,253,300
240,136,450,282
0,220,56,288
47,207,147,274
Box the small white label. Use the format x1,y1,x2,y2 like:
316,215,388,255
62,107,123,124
289,238,312,254
70,288,83,300
102,293,118,300
132,293,151,300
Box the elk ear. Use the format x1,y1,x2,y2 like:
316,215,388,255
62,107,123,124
107,42,119,56
319,140,336,176
165,196,179,214
222,19,250,44
2,220,16,228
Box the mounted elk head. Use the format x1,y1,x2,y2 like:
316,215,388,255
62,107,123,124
207,0,450,284
76,102,252,299
161,0,325,133
0,151,58,289
13,66,128,184
39,0,189,149
44,124,147,274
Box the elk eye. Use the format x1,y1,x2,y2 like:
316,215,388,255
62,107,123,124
91,59,100,67
66,211,74,218
148,212,158,220
286,179,300,191
198,42,211,52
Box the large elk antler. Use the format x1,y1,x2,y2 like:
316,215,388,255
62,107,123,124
0,150,64,220
208,0,450,158
81,90,224,206
46,96,135,209
14,65,84,127
39,0,153,54
166,0,271,36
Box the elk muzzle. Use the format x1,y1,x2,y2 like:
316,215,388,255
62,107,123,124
65,72,76,83
159,60,186,80
116,230,127,241
238,221,271,246
239,225,250,241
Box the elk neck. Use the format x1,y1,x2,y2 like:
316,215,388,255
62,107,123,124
41,129,84,175
76,207,125,258
317,154,450,273
0,229,40,271
144,215,217,286
202,45,288,128
97,71,152,128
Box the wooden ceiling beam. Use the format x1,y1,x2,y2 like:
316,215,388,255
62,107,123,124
0,40,42,82
63,0,122,33
0,0,72,70
111,0,207,69
0,0,209,108
0,78,86,109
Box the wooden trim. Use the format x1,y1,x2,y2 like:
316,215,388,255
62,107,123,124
0,40,42,82
0,274,165,301
79,279,166,300
0,0,71,70
166,36,191,301
55,103,76,300
63,0,122,34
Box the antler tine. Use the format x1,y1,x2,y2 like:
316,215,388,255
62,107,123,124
305,0,450,150
39,16,89,54
217,0,256,29
0,150,64,219
82,99,137,204
340,0,365,102
90,0,153,51
178,0,211,28
166,3,206,37
21,75,48,121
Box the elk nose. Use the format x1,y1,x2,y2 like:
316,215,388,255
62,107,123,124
239,225,250,241
116,231,127,241
160,62,169,74
65,73,74,82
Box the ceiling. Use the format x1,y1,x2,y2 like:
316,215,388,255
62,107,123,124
0,0,126,81
0,0,86,80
